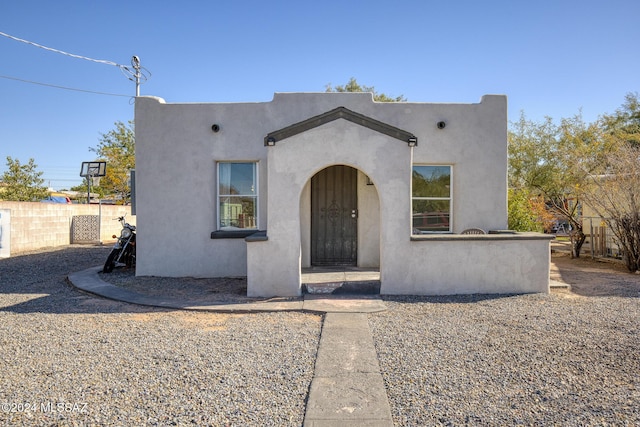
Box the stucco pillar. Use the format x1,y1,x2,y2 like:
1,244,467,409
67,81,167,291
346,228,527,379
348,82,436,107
246,146,305,297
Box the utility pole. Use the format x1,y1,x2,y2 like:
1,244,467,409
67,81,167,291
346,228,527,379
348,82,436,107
131,56,141,97
123,55,149,97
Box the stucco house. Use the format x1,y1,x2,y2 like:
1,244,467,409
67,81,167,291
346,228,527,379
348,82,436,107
134,92,552,297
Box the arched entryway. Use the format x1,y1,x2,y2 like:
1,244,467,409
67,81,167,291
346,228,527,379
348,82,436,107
249,105,413,296
301,164,380,270
301,164,382,294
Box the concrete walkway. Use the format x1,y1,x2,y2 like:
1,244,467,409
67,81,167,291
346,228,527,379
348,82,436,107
304,313,393,426
68,267,394,426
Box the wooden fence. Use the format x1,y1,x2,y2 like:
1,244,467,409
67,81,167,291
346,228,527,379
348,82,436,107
584,217,621,259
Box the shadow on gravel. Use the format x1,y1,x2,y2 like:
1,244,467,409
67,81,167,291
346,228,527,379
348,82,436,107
0,246,164,314
4,246,637,316
381,294,522,304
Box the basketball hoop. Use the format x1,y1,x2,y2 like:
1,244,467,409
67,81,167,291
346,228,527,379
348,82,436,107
80,161,106,178
80,161,106,204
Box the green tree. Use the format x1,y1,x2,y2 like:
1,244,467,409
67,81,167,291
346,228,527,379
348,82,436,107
508,112,607,257
508,188,554,232
326,77,407,102
599,92,640,147
581,142,640,271
90,121,135,203
0,157,48,201
580,93,640,271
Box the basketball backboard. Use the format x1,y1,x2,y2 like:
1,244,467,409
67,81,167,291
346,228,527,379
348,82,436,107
80,161,107,177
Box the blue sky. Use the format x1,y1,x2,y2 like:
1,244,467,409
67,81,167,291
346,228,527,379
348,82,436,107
1,0,638,190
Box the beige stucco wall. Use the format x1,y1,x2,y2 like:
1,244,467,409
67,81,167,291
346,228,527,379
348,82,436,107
356,171,380,267
136,92,551,296
0,201,134,255
134,97,269,277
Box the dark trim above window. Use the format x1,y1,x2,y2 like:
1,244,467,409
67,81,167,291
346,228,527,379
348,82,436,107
264,106,417,146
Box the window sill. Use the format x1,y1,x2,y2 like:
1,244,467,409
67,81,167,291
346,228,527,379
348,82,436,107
211,230,261,239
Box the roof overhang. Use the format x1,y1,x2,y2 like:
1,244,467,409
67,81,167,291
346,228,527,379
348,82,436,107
264,106,417,147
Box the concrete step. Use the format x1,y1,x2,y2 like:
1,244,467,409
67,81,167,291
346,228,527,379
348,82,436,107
303,280,381,295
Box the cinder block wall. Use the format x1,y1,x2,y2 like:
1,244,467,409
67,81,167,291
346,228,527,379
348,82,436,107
0,202,136,254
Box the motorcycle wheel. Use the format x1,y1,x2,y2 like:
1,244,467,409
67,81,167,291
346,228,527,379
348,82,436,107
103,249,119,273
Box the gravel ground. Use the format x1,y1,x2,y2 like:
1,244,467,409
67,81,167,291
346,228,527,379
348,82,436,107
370,292,639,426
1,245,639,426
98,268,252,303
0,245,321,426
94,265,299,306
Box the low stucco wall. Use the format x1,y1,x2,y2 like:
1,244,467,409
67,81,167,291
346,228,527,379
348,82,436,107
382,233,552,295
248,233,552,297
0,201,135,255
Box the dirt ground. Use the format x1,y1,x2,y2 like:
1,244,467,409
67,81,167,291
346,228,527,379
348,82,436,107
551,251,640,298
95,245,640,300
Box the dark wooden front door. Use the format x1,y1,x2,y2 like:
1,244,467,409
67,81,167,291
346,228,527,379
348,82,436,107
311,165,358,266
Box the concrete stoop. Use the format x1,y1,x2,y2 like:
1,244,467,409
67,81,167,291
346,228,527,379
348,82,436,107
550,279,571,290
302,268,381,295
303,280,381,295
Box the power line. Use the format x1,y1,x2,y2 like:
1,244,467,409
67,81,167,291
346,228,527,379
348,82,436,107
0,31,150,95
0,74,131,97
0,31,124,68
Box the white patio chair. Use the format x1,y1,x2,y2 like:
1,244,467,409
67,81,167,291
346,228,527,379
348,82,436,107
461,228,486,235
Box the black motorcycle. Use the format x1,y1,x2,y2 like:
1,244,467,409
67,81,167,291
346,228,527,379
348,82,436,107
103,215,136,273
